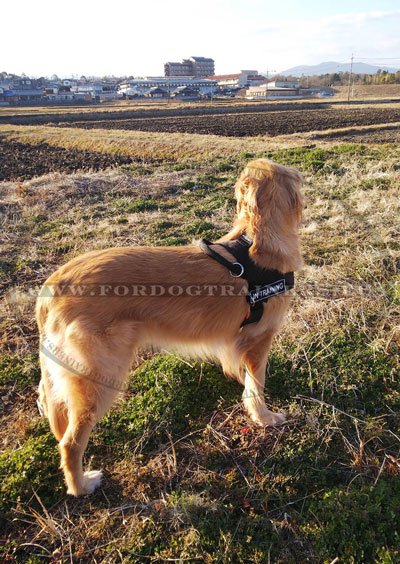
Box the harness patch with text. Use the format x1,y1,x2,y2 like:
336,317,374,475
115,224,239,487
249,279,286,304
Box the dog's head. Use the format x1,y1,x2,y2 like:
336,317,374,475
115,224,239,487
234,159,303,269
235,159,303,230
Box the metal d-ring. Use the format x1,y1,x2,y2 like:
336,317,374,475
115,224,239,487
230,262,244,277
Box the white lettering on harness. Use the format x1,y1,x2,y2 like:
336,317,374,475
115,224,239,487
249,280,286,304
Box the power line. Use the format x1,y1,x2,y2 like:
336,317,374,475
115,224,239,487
355,57,400,60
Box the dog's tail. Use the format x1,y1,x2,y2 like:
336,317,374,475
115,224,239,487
36,290,69,441
38,368,69,442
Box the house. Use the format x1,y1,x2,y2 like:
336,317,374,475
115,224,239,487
70,81,120,101
3,87,44,104
1,77,44,104
145,86,168,98
0,86,7,105
43,87,77,102
171,86,198,99
61,79,75,88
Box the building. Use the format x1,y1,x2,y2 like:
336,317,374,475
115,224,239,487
164,56,215,78
1,78,44,104
70,82,121,101
118,77,217,98
246,80,302,100
0,86,6,105
271,80,299,89
207,70,264,89
145,86,168,98
189,57,215,78
43,87,76,102
164,61,193,77
171,86,199,99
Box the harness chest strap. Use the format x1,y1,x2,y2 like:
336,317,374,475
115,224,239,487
199,235,294,326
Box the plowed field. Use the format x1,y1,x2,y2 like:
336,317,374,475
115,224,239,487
62,107,400,137
0,140,134,181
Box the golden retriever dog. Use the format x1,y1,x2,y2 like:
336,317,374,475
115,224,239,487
36,159,303,496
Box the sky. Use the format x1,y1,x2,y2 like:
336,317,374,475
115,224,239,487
2,0,400,78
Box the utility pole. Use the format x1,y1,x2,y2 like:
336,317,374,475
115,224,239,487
347,53,354,102
264,68,276,101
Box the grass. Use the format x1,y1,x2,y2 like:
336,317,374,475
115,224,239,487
0,123,308,164
0,131,399,562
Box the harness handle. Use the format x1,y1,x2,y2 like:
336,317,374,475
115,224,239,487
199,239,244,277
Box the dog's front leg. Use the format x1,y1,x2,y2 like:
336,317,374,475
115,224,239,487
242,335,286,427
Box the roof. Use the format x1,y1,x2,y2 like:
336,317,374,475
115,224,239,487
190,57,214,62
175,85,198,91
4,90,43,96
207,74,241,80
247,86,298,92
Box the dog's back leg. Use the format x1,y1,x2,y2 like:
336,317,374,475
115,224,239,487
41,321,138,496
57,361,128,496
58,377,106,496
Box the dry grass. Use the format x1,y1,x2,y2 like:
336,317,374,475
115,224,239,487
0,123,310,162
1,138,399,562
333,83,400,101
0,99,237,117
295,120,400,140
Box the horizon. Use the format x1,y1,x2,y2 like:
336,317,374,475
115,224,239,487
2,0,400,77
0,61,400,81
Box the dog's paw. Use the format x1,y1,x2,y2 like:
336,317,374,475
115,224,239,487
67,470,103,496
251,408,286,428
82,470,103,494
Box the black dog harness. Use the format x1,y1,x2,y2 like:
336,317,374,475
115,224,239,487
199,234,294,326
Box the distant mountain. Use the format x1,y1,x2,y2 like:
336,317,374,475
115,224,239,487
275,61,399,77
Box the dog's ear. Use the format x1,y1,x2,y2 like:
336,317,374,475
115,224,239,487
283,170,303,222
235,175,262,219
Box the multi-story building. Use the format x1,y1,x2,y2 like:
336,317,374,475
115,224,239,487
188,57,215,78
164,61,193,77
164,56,215,78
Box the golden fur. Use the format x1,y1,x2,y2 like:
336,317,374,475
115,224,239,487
36,159,303,496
